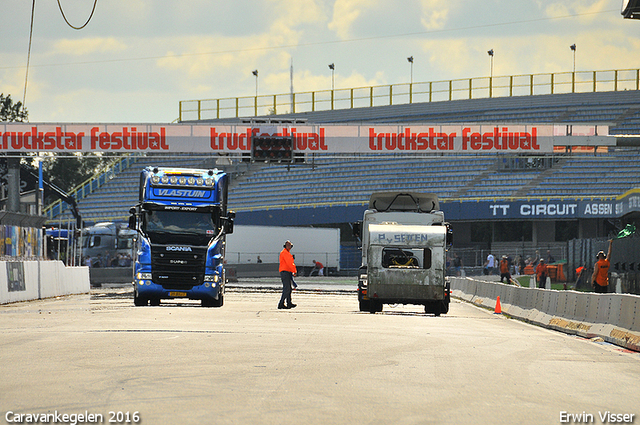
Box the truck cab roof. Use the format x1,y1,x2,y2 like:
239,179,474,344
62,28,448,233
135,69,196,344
369,192,439,213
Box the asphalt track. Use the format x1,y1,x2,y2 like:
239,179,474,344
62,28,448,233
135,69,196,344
1,277,639,425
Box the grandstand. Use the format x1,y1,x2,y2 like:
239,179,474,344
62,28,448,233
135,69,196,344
45,88,640,271
48,90,640,221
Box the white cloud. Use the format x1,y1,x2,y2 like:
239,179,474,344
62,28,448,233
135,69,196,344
52,38,127,56
543,0,612,22
266,0,327,25
419,0,450,30
328,0,373,39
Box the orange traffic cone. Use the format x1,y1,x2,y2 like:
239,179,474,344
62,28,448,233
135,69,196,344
494,296,502,314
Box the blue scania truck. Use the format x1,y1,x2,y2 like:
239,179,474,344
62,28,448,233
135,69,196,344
128,167,235,307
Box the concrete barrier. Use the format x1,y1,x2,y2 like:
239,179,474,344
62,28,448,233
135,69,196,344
450,277,640,352
0,261,89,305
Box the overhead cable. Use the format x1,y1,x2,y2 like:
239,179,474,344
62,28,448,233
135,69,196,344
57,0,98,30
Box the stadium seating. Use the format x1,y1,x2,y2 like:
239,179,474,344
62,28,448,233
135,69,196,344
49,91,640,225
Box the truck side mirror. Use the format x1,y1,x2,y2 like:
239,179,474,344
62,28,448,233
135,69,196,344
352,221,362,239
223,211,235,234
128,214,136,230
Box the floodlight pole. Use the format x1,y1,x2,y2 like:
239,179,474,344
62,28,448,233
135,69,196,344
488,49,494,97
407,56,414,103
329,63,335,109
570,44,576,93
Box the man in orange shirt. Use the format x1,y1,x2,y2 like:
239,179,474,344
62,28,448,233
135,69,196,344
535,258,548,289
499,255,511,283
278,240,297,309
591,240,613,294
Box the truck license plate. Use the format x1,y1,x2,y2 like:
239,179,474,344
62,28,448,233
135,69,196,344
169,292,187,297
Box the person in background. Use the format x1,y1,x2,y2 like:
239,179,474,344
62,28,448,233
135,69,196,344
499,255,511,284
312,260,324,276
484,253,495,275
514,254,523,275
453,254,462,276
546,250,555,264
591,240,613,294
278,240,297,309
536,258,548,289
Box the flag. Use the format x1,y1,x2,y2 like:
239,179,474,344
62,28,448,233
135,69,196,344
616,223,636,239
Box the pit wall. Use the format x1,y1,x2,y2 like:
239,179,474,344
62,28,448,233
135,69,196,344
0,261,89,305
450,277,640,352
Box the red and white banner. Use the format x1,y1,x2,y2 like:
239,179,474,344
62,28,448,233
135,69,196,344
0,123,611,154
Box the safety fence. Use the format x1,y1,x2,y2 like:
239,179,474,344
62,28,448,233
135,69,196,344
43,154,139,221
0,260,89,305
450,277,640,352
179,68,640,121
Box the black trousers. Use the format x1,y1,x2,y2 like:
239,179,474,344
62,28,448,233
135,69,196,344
594,283,608,293
279,271,293,306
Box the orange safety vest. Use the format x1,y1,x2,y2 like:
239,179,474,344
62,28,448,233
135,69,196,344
536,263,548,278
279,248,297,274
500,259,509,274
594,258,610,286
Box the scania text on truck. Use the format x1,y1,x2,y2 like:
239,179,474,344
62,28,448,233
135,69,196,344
353,192,452,315
128,167,235,307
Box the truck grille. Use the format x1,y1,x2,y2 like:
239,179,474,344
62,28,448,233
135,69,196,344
151,245,207,288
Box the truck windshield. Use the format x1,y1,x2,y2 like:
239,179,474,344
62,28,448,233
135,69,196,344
143,210,217,245
382,247,432,269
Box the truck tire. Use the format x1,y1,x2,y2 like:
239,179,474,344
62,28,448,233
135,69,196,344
133,290,148,306
212,294,224,307
425,302,441,316
440,300,449,315
149,298,161,306
358,299,371,312
134,296,148,306
369,300,383,314
202,295,224,307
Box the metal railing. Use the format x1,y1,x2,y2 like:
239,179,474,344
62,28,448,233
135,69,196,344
43,154,139,221
179,68,640,122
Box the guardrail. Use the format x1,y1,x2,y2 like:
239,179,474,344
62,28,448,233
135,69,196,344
450,277,640,351
179,68,640,121
44,154,138,221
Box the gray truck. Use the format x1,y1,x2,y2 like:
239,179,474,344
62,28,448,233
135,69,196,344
354,192,453,315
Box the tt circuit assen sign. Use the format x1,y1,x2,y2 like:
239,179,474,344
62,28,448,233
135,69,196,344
441,197,640,221
0,123,611,154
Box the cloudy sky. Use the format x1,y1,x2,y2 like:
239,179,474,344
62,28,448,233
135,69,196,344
2,0,638,123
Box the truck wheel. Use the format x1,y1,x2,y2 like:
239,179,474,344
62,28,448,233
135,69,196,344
359,299,371,312
133,290,148,306
202,295,223,307
369,300,382,314
150,298,161,306
440,300,449,315
425,302,441,316
212,294,224,307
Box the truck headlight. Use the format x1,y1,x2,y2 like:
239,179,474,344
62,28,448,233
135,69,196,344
137,272,152,280
205,275,220,283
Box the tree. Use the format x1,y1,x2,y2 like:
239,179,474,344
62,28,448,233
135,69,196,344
1,94,104,198
42,153,106,194
0,93,28,122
